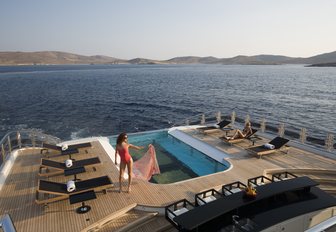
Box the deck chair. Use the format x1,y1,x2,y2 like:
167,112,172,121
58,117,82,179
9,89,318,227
247,137,290,158
35,175,113,205
40,143,78,155
40,142,91,155
220,128,258,144
67,142,92,149
39,157,101,177
197,120,231,134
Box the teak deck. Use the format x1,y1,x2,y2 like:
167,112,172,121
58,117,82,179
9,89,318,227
0,129,335,232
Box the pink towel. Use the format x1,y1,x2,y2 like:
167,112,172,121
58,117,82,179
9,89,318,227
133,144,161,181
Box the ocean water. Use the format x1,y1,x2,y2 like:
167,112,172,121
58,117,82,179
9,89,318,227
0,64,335,141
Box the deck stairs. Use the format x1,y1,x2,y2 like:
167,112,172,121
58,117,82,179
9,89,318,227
82,203,175,232
98,210,175,232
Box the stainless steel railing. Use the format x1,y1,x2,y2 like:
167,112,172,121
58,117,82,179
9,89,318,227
176,109,335,154
0,129,61,168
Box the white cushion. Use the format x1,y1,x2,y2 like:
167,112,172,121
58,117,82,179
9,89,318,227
230,188,242,193
250,183,259,187
274,177,289,182
168,207,189,220
224,188,242,195
197,195,217,205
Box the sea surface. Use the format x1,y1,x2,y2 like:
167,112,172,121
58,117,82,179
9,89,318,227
0,64,335,141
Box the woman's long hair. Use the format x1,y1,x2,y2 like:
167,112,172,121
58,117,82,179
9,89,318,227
116,133,127,146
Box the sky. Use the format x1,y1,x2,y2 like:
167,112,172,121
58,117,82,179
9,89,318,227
1,0,336,60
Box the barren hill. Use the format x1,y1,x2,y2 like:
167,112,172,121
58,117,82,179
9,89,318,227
0,51,125,65
1,50,336,65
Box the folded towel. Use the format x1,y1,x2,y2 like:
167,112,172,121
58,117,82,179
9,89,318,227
264,143,275,149
67,180,76,192
62,144,68,151
65,159,73,168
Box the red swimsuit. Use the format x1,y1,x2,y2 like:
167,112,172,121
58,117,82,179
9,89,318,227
117,145,131,163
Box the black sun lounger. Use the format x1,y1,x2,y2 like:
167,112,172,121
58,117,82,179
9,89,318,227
40,143,78,155
67,142,92,149
40,142,92,154
39,157,101,177
35,175,113,204
198,120,231,134
221,128,258,144
247,136,290,158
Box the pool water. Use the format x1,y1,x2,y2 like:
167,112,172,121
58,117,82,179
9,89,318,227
109,130,230,184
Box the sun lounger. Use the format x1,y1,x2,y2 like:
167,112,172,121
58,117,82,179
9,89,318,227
40,142,92,155
247,137,290,158
39,157,101,177
40,143,78,156
220,128,258,144
35,175,113,205
197,120,231,134
67,142,92,149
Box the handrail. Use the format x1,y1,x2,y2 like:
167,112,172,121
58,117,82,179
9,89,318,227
174,107,335,154
0,129,60,146
0,129,61,168
0,131,17,147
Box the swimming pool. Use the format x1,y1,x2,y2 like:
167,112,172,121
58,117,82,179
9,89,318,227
109,130,230,184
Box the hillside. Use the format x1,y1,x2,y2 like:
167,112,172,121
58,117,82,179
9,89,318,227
303,51,336,64
128,58,169,65
1,50,336,65
167,56,219,64
0,51,126,65
307,62,336,67
218,55,294,65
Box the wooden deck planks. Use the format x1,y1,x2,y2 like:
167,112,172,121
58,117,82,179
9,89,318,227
0,133,335,232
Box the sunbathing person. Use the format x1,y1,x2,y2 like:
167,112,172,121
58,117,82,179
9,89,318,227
227,122,253,140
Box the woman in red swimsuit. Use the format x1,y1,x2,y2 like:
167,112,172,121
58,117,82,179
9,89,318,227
115,133,144,193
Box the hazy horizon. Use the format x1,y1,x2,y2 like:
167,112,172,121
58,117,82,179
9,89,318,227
1,0,336,60
1,50,336,61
